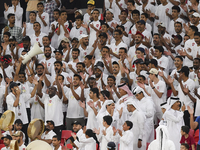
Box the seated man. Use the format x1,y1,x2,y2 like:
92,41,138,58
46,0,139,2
1,135,12,150
12,131,26,150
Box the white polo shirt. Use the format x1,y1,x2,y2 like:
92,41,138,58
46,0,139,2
42,94,63,126
30,32,47,46
70,26,87,40
110,41,128,61
36,12,49,34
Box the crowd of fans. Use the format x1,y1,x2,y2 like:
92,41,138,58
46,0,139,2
1,0,200,149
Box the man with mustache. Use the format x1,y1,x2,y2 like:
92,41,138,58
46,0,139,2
1,135,12,150
12,131,26,150
37,120,56,145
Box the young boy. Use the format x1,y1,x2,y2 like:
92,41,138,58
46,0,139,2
180,126,195,150
70,15,87,40
4,0,23,27
140,13,152,33
94,115,114,150
83,0,96,24
36,2,49,34
1,32,11,51
119,9,132,35
57,10,72,45
113,121,133,150
23,11,36,37
49,9,60,49
87,9,103,47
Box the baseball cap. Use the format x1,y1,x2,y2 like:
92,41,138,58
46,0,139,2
87,0,95,5
53,49,63,55
9,36,16,41
74,9,83,15
172,34,183,42
71,121,82,126
157,22,165,28
10,82,20,90
107,142,116,149
136,47,145,54
147,68,159,75
135,31,144,39
22,36,31,42
192,12,200,18
137,20,146,25
46,120,55,126
98,32,108,38
78,34,88,41
2,135,12,140
178,66,189,74
106,8,114,14
61,37,70,43
134,58,144,64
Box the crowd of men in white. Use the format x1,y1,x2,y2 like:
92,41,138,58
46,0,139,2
2,0,200,149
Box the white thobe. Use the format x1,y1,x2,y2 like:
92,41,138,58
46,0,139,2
163,109,184,150
128,110,146,150
74,137,96,150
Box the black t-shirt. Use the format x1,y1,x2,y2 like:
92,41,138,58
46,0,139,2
61,0,80,22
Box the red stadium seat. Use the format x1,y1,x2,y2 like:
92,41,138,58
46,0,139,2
61,130,72,145
189,129,194,137
66,143,73,149
194,129,199,145
0,144,5,150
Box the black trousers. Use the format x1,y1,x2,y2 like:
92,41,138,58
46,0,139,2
26,108,31,123
197,144,200,150
21,123,29,145
184,110,190,128
53,125,63,139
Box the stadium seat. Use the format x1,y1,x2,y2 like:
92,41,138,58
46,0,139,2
0,144,5,150
61,130,72,145
66,143,73,149
194,129,199,145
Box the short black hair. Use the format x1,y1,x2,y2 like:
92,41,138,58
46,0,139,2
138,75,146,80
112,61,119,66
175,56,183,61
92,9,100,14
85,55,93,60
14,119,23,125
181,143,189,150
75,15,83,21
52,135,61,141
128,0,135,6
58,74,64,80
33,21,41,26
119,47,127,53
77,62,85,68
90,88,99,98
194,57,200,63
101,90,110,99
181,126,190,134
102,22,109,28
74,74,82,81
194,32,200,37
72,48,80,54
116,25,125,31
175,21,182,27
43,36,50,41
190,25,198,33
141,13,148,19
172,5,181,12
154,46,164,54
103,115,113,125
44,46,51,51
107,75,116,82
36,63,44,69
59,10,67,15
102,46,110,52
125,121,133,130
54,9,60,13
153,33,160,38
7,13,15,19
37,2,44,6
19,71,26,77
131,9,140,16
114,29,122,35
30,11,36,16
54,60,63,66
4,32,11,37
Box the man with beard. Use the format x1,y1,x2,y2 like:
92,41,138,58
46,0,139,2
78,34,93,62
53,49,68,73
40,46,56,76
38,36,55,62
65,74,84,130
17,36,31,59
51,61,69,85
1,135,12,150
61,37,72,63
1,13,22,43
37,74,63,137
137,20,152,42
37,120,56,145
128,31,147,64
190,12,200,31
76,62,89,82
67,48,80,77
89,32,108,60
189,58,200,88
157,22,171,40
12,131,26,150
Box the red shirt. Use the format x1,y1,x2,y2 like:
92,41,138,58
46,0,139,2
180,135,195,150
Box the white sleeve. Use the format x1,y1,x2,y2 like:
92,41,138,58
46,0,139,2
15,7,23,20
120,132,134,145
6,95,14,107
164,111,183,123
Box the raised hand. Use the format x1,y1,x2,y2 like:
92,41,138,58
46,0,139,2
158,71,164,77
68,64,73,70
79,81,85,90
93,128,100,135
87,100,94,108
137,82,145,89
79,101,86,108
126,55,133,63
4,3,9,11
187,106,194,115
67,76,72,84
113,126,117,135
32,78,38,85
82,23,88,29
168,75,174,84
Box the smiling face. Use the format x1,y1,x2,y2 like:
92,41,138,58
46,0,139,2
48,86,57,97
